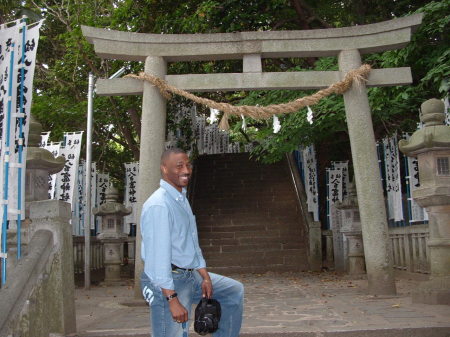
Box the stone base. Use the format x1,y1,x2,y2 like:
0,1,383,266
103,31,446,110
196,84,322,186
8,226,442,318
100,279,129,286
412,276,450,305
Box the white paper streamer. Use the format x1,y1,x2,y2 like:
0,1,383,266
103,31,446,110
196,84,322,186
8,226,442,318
241,114,247,131
273,115,281,133
208,108,219,124
307,106,314,125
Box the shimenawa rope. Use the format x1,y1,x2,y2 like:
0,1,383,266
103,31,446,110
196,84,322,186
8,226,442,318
125,64,371,130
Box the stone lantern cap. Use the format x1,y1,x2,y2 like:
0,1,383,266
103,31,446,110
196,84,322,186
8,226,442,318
399,98,450,156
93,185,132,216
26,114,65,174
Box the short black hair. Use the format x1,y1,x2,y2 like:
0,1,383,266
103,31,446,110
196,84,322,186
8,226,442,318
160,148,186,164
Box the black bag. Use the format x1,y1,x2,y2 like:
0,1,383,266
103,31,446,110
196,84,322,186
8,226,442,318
193,298,221,335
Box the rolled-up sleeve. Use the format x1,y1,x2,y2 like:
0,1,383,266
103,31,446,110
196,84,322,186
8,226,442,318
141,204,174,290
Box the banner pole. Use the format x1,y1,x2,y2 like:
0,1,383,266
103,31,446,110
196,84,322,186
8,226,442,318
84,73,95,290
1,42,16,286
16,16,28,260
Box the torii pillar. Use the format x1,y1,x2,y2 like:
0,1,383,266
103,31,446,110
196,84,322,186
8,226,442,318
82,13,423,297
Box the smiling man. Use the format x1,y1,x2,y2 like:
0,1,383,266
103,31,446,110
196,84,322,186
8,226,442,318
140,148,244,337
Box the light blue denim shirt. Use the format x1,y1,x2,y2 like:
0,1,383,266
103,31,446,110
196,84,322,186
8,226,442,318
141,179,206,290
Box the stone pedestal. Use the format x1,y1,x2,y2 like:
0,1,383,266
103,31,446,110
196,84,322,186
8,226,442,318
336,182,366,275
100,238,126,283
322,230,334,268
399,98,450,305
344,231,365,275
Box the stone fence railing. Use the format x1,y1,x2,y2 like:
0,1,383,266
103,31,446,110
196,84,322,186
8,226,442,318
388,224,430,274
73,236,136,274
73,236,104,274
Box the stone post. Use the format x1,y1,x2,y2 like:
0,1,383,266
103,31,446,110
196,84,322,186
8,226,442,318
338,50,396,295
134,56,167,297
399,98,450,305
335,182,366,275
29,200,76,335
93,185,131,285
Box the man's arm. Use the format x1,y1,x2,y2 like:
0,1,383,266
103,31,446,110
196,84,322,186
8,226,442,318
141,204,189,322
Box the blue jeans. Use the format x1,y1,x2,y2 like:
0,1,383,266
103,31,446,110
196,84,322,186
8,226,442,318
141,270,244,337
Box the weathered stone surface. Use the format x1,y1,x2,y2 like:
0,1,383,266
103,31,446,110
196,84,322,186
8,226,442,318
338,49,396,295
1,200,76,337
95,68,413,95
81,14,422,62
399,98,450,304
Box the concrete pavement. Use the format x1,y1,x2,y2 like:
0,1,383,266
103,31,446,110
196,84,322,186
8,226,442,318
72,271,450,337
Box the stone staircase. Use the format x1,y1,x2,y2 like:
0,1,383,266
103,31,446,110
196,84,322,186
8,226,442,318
191,153,309,274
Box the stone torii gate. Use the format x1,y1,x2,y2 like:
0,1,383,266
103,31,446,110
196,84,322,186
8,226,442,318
82,13,423,297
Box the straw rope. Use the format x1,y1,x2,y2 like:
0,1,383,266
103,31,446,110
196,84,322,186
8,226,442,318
125,64,371,130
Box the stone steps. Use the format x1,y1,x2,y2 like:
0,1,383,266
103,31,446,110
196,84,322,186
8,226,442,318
191,153,308,273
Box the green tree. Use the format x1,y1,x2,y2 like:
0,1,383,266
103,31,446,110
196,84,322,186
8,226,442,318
0,0,447,182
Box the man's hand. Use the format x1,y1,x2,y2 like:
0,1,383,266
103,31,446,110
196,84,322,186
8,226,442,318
162,289,188,323
197,268,213,298
202,279,213,298
168,298,188,323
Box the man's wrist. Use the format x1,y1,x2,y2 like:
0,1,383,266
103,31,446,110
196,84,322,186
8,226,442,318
166,292,178,302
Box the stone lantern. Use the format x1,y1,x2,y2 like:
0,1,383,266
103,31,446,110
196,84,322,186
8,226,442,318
399,98,450,305
7,114,65,268
26,114,66,213
335,181,366,275
93,185,131,284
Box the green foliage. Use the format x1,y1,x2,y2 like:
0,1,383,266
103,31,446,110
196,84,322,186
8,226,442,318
0,0,447,177
242,1,450,163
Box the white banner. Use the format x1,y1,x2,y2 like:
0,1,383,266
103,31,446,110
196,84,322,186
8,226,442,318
302,145,319,221
72,162,97,235
72,162,85,236
327,167,342,230
382,135,404,222
331,161,349,198
8,21,43,220
90,164,97,231
40,131,50,147
55,132,83,206
403,133,428,222
96,173,109,206
444,97,449,126
95,172,109,232
0,21,21,250
124,162,139,233
44,141,61,199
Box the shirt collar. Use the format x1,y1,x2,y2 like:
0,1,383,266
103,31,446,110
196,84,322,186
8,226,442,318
160,179,187,202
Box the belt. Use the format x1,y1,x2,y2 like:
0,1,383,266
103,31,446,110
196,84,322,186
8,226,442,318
171,264,194,271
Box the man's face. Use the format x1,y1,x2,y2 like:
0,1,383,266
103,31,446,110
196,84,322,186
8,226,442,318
161,152,192,192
